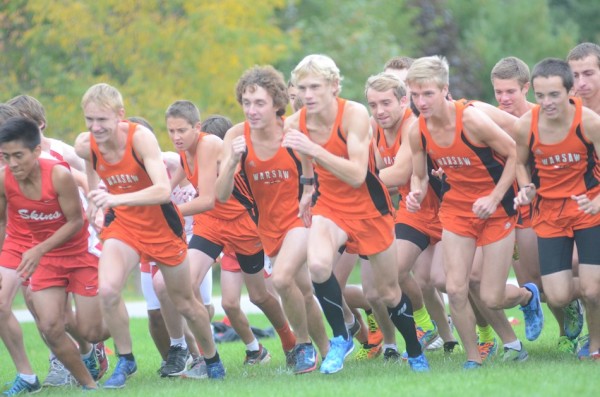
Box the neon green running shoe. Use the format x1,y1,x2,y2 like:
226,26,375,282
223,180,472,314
557,336,577,354
502,346,529,362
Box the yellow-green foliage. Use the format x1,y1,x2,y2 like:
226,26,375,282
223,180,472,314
2,0,296,149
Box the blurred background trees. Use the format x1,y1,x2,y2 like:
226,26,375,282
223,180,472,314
1,0,597,147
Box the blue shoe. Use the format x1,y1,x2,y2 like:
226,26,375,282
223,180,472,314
83,352,100,381
2,375,41,396
563,299,584,340
206,360,226,379
320,336,354,374
577,334,590,360
463,361,482,370
407,353,430,372
294,343,318,374
520,283,544,341
103,357,137,389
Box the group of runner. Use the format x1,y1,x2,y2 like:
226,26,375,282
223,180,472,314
1,41,599,394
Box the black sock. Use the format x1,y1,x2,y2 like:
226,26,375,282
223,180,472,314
387,293,421,358
365,309,373,316
119,352,135,361
313,274,348,339
205,351,220,365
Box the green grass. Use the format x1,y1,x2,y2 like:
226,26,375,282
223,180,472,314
1,306,596,397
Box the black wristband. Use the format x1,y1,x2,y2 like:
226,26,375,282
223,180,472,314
300,176,315,185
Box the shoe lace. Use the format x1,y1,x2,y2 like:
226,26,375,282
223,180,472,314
6,377,30,394
367,315,378,333
50,358,66,371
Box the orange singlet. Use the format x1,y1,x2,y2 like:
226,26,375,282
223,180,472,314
239,122,304,257
299,98,395,255
91,121,187,265
528,97,600,238
418,100,517,219
374,109,442,242
180,132,262,256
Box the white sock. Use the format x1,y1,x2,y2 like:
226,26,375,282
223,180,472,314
18,373,37,384
504,340,522,350
246,339,260,352
345,315,356,330
170,336,187,349
383,344,398,352
81,346,93,359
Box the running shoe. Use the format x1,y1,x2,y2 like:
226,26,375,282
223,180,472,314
103,357,137,389
416,322,440,349
463,361,482,370
426,336,444,351
502,346,528,362
366,313,383,346
355,343,382,360
320,336,354,374
206,360,226,379
294,343,318,374
181,356,208,379
577,334,590,360
160,344,191,377
478,338,498,362
443,341,460,354
520,283,544,341
407,353,430,372
383,347,401,362
2,376,41,396
244,344,271,365
557,336,577,354
43,357,71,387
82,352,100,381
94,342,109,381
563,299,584,340
285,348,296,369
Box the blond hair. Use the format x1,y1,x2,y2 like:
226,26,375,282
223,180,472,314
291,54,343,95
365,73,407,100
406,56,449,89
81,83,124,113
491,57,530,88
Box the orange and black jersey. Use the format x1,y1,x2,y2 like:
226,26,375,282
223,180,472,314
91,121,184,240
418,100,516,218
528,97,600,199
299,98,393,219
238,122,303,238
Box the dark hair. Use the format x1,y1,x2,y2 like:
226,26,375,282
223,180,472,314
201,115,233,139
0,104,21,126
0,117,42,150
531,58,574,92
127,116,154,132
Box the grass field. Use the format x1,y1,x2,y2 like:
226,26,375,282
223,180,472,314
0,305,596,397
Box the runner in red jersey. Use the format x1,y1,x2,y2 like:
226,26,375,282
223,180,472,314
283,54,428,374
75,83,223,387
161,100,292,373
514,58,600,359
0,117,106,390
8,94,110,386
217,66,329,374
407,56,542,369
